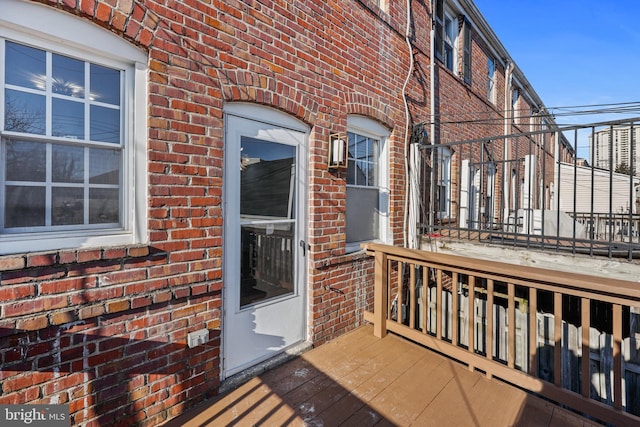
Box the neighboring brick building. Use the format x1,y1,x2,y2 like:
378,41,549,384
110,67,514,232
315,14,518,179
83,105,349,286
0,0,568,425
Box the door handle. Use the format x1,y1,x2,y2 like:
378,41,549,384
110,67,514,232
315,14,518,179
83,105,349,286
299,240,309,256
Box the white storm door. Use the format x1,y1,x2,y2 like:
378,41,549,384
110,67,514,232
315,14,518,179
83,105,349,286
223,113,307,378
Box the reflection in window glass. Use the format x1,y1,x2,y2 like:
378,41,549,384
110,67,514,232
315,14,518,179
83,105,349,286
2,39,126,234
89,148,120,184
52,54,85,97
240,137,295,219
52,98,84,139
52,187,84,225
91,64,120,105
347,132,379,187
240,223,294,307
89,188,119,224
5,186,46,228
6,140,46,182
90,105,120,143
5,89,46,134
5,42,46,89
346,130,383,246
53,145,84,183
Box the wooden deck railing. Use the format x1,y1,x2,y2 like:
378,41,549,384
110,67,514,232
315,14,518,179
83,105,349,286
363,242,640,426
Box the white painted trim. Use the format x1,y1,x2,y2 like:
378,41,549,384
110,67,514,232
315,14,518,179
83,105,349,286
0,0,145,63
224,103,309,133
346,115,391,253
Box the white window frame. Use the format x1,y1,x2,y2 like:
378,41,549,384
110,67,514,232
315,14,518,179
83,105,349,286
461,18,472,84
443,10,458,73
345,116,390,253
487,57,496,103
437,147,452,219
0,0,147,255
512,88,520,124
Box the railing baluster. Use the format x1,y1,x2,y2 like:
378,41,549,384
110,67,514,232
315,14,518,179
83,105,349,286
468,276,476,367
554,292,562,388
437,268,443,340
581,297,590,398
613,303,622,410
486,279,494,379
373,251,388,338
467,275,476,353
409,264,416,329
452,272,459,346
397,262,404,325
529,287,537,377
387,259,392,322
422,266,428,334
508,282,515,369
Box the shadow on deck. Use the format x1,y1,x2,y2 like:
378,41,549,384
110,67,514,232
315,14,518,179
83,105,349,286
165,325,598,426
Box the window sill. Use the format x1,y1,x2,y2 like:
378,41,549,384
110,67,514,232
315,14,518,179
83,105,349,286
312,248,372,270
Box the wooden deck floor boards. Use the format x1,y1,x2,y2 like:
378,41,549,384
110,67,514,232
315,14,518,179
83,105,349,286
165,325,598,427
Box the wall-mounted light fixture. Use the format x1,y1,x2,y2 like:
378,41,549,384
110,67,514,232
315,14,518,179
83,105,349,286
328,133,348,169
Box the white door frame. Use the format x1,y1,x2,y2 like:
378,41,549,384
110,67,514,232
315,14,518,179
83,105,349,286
222,103,308,378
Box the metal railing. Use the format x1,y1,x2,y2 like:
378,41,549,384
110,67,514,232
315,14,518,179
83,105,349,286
364,242,640,425
420,118,640,260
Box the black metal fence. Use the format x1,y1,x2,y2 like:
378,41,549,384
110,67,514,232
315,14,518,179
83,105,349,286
419,118,640,260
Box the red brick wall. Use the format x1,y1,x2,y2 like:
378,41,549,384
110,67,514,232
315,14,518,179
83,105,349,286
1,0,412,425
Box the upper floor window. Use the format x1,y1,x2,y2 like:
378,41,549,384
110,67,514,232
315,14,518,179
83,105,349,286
487,57,496,103
437,147,452,218
462,19,472,84
443,12,458,72
346,116,389,252
0,0,147,255
512,88,520,124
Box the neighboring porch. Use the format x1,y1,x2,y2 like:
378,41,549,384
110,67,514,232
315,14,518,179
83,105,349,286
166,325,595,426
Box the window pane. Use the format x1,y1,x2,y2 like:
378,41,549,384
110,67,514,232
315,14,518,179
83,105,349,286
89,188,119,224
52,98,84,139
5,186,45,228
52,187,84,225
5,42,46,90
346,186,379,243
353,134,368,160
355,160,370,186
90,64,120,105
52,54,85,98
240,137,295,219
53,144,84,183
5,89,46,134
240,223,294,307
90,105,120,143
6,140,46,182
89,148,120,184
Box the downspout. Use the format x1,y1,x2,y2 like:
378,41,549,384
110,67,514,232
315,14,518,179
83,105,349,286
429,0,436,237
503,60,514,222
402,0,416,248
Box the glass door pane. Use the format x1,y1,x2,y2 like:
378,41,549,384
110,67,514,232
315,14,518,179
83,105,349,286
239,137,296,307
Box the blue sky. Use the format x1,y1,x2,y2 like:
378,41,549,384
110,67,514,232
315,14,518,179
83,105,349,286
473,0,640,129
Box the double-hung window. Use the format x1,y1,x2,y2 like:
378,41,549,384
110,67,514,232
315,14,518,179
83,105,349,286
512,88,520,124
487,57,496,103
461,19,472,84
443,12,458,72
0,0,147,255
437,147,452,219
345,116,389,252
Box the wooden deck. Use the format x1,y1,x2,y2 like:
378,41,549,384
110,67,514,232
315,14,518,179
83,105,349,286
165,325,599,426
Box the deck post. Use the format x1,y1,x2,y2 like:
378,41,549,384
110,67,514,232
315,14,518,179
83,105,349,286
373,250,388,338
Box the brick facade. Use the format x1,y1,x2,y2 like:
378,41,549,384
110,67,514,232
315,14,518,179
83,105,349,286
0,0,566,425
